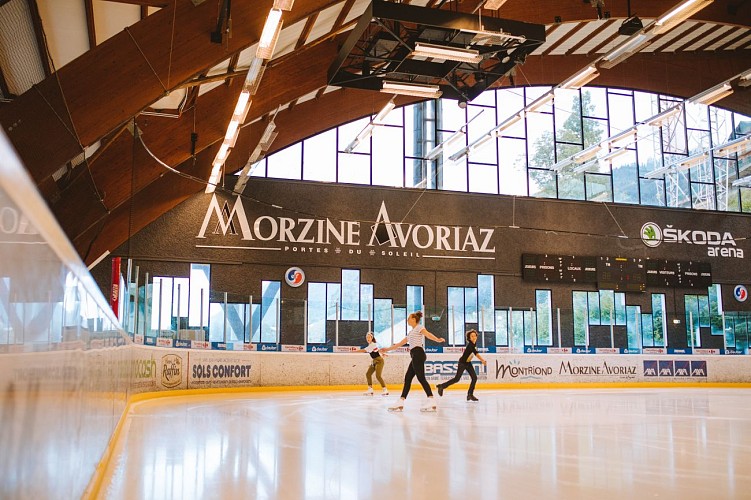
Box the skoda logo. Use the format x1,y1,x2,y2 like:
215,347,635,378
285,267,305,287
734,285,748,303
641,222,662,248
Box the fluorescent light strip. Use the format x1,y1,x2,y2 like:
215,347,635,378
257,9,283,60
373,99,396,124
482,0,508,9
716,135,751,156
739,70,751,88
646,105,682,127
599,34,650,69
732,175,751,187
609,128,638,148
243,58,266,95
560,66,599,90
426,129,465,160
573,144,602,164
600,147,631,163
572,158,600,174
653,0,713,35
491,113,522,137
526,92,554,113
273,0,294,11
677,152,709,170
691,83,733,106
381,81,442,99
413,42,483,64
551,158,574,172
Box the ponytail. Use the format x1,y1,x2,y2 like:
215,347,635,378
410,311,423,323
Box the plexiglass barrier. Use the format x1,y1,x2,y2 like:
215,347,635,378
0,131,131,499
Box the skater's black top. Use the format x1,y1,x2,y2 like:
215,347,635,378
364,342,381,359
459,342,478,363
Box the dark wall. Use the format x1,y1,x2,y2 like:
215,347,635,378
99,177,751,347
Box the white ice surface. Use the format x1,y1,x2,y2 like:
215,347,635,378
101,388,751,499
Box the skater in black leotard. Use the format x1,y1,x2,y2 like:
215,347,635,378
436,329,487,402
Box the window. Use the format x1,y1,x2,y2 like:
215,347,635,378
478,275,495,332
189,264,210,328
341,270,360,321
535,290,552,346
261,281,280,343
406,285,423,316
360,284,374,322
307,282,327,343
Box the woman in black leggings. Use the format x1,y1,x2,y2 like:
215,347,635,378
380,311,445,412
436,329,487,402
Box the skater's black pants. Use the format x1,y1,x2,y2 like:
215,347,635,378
438,361,477,396
400,347,433,399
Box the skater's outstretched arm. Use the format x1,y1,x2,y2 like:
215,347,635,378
421,328,445,343
380,337,407,353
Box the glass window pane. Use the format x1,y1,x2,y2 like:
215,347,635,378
443,157,468,192
495,309,509,345
608,91,635,132
406,285,423,316
266,143,302,180
326,283,341,320
303,129,337,182
641,313,654,347
639,178,666,207
612,150,639,204
478,275,495,332
465,288,478,324
393,307,407,343
583,88,608,119
338,153,370,185
469,161,498,194
588,291,601,326
529,169,557,198
498,137,528,196
527,112,555,169
189,264,210,328
652,293,666,347
307,282,326,343
448,287,465,345
261,280,280,343
535,290,552,346
373,298,393,346
372,126,404,187
511,310,524,350
599,290,614,326
626,305,641,349
615,293,627,326
341,269,360,321
338,117,371,153
586,173,613,202
524,309,536,345
360,284,374,322
573,291,588,345
558,172,585,200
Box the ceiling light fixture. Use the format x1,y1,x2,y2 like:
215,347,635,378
739,70,751,88
560,65,599,89
573,144,602,164
716,135,751,157
373,99,396,124
381,81,442,99
490,113,523,137
645,105,682,127
482,0,509,9
608,128,638,148
691,83,734,106
273,0,294,10
412,42,483,64
526,92,554,113
600,147,631,164
653,0,714,35
257,9,283,59
732,175,751,188
426,128,466,161
599,34,650,69
243,57,267,95
677,152,709,170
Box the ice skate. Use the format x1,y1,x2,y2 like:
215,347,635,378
420,397,437,412
381,387,389,396
364,387,374,396
388,399,405,412
467,394,479,402
436,384,444,397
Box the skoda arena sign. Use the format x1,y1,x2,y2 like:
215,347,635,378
196,195,496,262
641,221,743,259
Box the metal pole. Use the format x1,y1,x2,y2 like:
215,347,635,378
156,279,162,338
368,303,372,333
48,291,53,344
177,284,182,339
134,266,140,336
335,301,339,347
390,304,394,346
450,305,456,347
125,258,132,333
275,298,280,345
248,295,253,344
480,306,485,349
689,311,694,350
556,308,561,348
509,307,513,352
200,288,205,341
722,313,727,351
610,309,614,349
144,272,150,337
531,307,536,347
223,292,228,343
304,299,308,350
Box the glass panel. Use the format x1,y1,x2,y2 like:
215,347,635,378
307,282,326,343
189,263,210,328
608,91,635,132
393,307,407,343
338,117,371,152
266,143,302,180
652,293,666,347
373,298,392,346
469,162,499,194
261,281,280,343
338,153,370,185
478,274,495,332
529,169,557,198
557,171,585,200
495,309,509,345
583,88,608,119
406,285,423,316
615,293,627,326
685,295,699,347
372,126,404,187
524,309,536,345
464,287,478,324
612,150,639,204
498,137,528,196
303,128,337,182
599,290,614,326
360,284,374,322
527,111,555,169
588,291,600,326
555,89,582,144
626,305,641,349
586,173,613,202
535,290,552,346
326,283,341,321
341,269,360,321
573,291,588,345
698,295,710,328
511,310,524,349
448,287,465,345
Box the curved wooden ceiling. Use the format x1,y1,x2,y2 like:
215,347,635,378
0,0,749,265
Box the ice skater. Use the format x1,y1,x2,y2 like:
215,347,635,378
436,329,487,402
380,311,445,412
355,332,389,396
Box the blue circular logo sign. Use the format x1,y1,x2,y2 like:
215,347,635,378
285,267,305,287
734,285,748,302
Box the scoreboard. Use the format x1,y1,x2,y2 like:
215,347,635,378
522,254,597,283
522,254,711,290
597,257,646,292
645,260,712,288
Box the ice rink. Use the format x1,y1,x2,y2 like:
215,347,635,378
100,387,751,499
